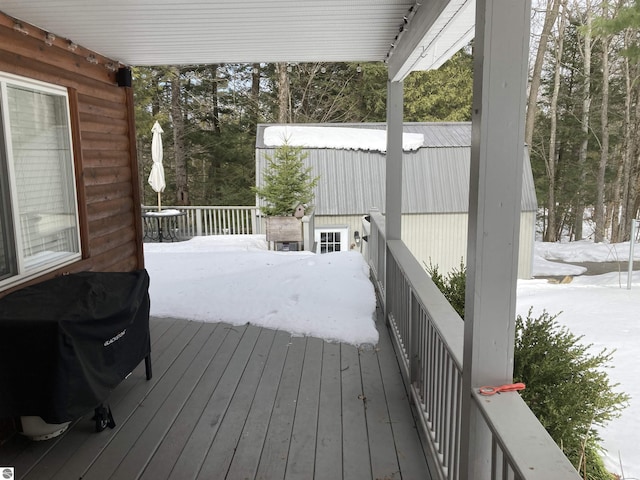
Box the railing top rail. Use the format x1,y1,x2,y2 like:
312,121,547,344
142,205,259,211
387,238,464,370
473,391,581,479
369,209,580,480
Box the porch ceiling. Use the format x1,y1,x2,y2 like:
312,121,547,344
0,0,473,78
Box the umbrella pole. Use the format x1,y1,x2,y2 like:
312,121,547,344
157,192,162,212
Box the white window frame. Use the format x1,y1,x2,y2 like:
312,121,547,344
315,226,350,254
0,72,81,291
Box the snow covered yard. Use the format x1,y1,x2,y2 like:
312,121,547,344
520,240,640,478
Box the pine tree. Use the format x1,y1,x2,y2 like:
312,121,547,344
253,143,319,216
404,49,473,122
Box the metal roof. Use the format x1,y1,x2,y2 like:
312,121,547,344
0,0,474,79
256,123,538,214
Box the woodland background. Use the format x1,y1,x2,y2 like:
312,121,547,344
133,0,640,244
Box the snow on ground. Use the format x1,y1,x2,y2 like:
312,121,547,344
144,235,639,478
144,236,378,346
521,240,640,478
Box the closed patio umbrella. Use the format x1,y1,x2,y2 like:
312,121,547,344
148,121,165,211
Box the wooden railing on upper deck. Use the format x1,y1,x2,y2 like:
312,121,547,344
141,205,261,239
366,211,580,480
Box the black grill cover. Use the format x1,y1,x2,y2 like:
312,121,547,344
0,270,150,424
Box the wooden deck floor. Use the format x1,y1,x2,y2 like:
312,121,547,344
0,311,431,480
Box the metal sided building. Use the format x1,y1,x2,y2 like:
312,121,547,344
256,122,537,279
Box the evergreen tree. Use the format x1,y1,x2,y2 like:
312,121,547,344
134,54,475,208
253,143,319,216
404,49,473,122
133,66,173,206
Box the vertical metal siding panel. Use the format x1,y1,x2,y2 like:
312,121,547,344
521,148,538,212
255,148,271,212
402,213,533,279
402,214,469,275
264,149,386,216
403,148,471,214
517,211,535,279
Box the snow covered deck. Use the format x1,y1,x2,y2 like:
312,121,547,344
1,313,431,480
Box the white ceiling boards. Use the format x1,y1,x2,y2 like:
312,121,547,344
1,0,473,79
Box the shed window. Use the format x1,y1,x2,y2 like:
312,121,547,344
0,73,80,289
315,226,349,254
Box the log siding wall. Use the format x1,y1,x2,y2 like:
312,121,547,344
0,12,144,297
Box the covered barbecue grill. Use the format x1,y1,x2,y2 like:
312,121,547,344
0,269,152,432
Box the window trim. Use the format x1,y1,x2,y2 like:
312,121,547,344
315,226,350,254
0,71,82,291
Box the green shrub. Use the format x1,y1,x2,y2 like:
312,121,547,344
427,263,629,479
425,259,466,319
515,309,628,479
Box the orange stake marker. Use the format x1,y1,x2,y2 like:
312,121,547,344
478,383,526,396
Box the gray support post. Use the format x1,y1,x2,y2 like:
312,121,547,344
385,80,403,242
384,80,404,323
460,0,531,478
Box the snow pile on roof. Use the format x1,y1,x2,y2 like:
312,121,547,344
264,125,424,152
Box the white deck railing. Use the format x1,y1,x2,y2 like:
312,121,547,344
141,205,261,239
367,211,580,480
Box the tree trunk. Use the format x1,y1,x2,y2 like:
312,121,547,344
574,1,592,241
276,62,290,123
525,0,561,149
610,152,624,242
152,69,161,117
619,47,636,241
171,66,189,206
545,4,566,242
211,64,221,135
594,7,610,243
628,89,640,229
250,63,260,134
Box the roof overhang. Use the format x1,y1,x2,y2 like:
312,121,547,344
387,0,475,81
0,0,474,80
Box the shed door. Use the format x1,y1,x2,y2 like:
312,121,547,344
315,227,349,253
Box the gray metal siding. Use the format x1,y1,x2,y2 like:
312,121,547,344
312,150,387,216
401,213,469,273
522,149,537,212
314,212,535,279
403,148,471,213
401,211,535,279
256,143,537,215
257,148,386,216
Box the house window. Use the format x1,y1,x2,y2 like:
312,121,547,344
315,227,349,254
0,72,80,288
